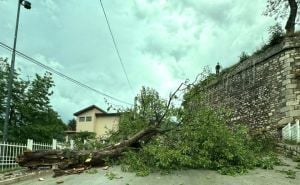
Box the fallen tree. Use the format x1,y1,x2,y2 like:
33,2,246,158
17,75,280,177
17,126,163,177
17,83,185,177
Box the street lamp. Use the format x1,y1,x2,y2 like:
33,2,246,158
3,0,31,142
22,1,31,9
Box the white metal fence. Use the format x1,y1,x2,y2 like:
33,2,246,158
282,119,300,143
0,142,26,172
0,139,74,172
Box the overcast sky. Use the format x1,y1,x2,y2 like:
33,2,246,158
0,0,278,122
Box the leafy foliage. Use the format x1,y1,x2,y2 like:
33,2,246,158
256,154,281,170
104,86,280,176
67,118,76,131
268,23,284,46
105,171,122,180
0,58,66,142
264,0,298,20
264,0,299,34
73,131,96,142
108,86,178,144
239,52,250,63
72,131,117,151
253,24,284,56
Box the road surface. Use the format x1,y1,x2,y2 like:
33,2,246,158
13,157,300,185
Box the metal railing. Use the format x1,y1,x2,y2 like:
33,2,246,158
0,139,74,172
0,142,26,171
282,119,300,143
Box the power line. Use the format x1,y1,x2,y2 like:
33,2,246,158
98,0,134,92
0,41,133,106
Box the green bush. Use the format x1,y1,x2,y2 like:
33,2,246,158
268,23,284,46
239,52,250,63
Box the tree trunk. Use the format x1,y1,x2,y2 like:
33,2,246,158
16,127,160,177
285,0,298,34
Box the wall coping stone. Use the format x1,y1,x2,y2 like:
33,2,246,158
210,35,300,87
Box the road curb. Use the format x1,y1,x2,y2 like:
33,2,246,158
0,170,53,185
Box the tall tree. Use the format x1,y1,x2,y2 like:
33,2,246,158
67,118,76,131
0,58,66,143
0,58,8,127
264,0,299,34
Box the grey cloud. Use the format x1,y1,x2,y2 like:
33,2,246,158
170,47,189,62
179,0,234,21
141,35,165,57
0,0,277,122
133,2,147,20
140,33,192,63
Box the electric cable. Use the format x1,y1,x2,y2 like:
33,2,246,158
98,0,134,93
0,41,133,106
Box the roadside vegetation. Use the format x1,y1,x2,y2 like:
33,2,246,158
0,58,66,143
75,74,281,176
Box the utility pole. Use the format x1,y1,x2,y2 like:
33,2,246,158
3,0,31,142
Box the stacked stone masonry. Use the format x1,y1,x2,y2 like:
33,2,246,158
277,143,300,157
206,36,300,130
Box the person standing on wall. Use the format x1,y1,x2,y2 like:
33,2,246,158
216,62,221,75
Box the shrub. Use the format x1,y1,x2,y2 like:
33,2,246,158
268,23,284,46
239,52,250,63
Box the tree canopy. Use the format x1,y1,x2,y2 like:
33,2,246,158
0,57,66,143
264,0,299,34
67,118,76,131
104,83,279,176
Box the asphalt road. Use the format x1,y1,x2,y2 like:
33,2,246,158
13,157,300,185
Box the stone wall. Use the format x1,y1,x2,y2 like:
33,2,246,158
277,143,300,157
206,36,300,130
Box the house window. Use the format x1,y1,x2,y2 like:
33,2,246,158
86,116,92,122
79,117,85,122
